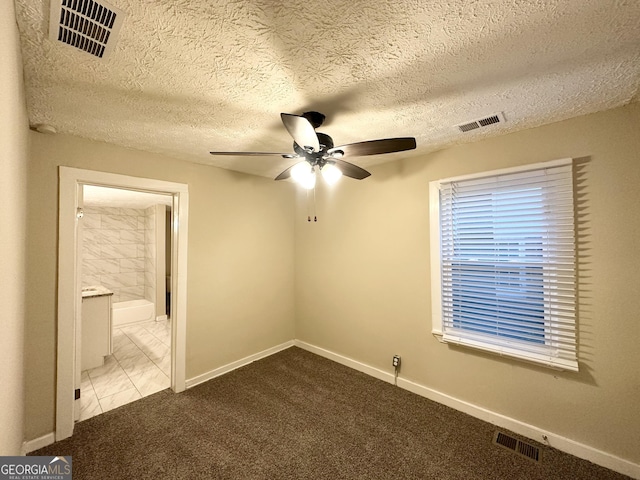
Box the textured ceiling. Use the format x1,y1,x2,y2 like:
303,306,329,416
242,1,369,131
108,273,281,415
15,0,640,179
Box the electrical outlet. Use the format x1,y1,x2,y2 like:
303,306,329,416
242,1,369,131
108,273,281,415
392,355,401,368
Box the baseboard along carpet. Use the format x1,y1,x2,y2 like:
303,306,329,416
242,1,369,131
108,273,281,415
32,347,631,479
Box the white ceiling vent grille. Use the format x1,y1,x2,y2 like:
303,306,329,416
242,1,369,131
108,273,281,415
456,112,506,133
49,0,126,59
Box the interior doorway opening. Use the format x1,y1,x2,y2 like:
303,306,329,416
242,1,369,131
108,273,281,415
57,167,189,441
77,185,174,422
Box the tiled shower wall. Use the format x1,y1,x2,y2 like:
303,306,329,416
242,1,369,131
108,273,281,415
82,206,156,304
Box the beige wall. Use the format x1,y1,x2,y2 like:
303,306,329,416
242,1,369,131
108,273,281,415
26,133,296,439
295,102,640,463
0,0,28,455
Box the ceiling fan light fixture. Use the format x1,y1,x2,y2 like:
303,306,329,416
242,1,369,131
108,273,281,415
291,161,316,189
321,163,342,185
299,172,316,190
210,111,413,183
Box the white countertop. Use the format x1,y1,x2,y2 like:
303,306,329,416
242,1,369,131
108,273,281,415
82,285,114,298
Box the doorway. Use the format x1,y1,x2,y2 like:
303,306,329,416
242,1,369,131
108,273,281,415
57,167,189,441
78,186,173,421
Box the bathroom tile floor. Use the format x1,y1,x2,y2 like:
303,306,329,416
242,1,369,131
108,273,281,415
79,318,171,422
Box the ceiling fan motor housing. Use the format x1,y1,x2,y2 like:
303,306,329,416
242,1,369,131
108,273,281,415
293,132,335,167
302,111,326,129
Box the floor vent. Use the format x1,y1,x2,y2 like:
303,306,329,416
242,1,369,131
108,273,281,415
457,112,505,133
49,0,126,58
493,431,541,463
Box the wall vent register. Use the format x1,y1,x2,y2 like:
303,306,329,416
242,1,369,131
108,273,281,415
493,431,541,462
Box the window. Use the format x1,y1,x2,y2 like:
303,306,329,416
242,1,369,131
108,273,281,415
430,159,578,371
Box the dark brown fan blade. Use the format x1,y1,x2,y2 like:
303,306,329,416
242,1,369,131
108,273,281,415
281,113,320,152
274,164,296,181
209,151,297,158
327,137,416,157
333,159,371,180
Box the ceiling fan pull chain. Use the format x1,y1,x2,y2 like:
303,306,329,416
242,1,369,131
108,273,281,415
313,185,318,222
307,189,311,222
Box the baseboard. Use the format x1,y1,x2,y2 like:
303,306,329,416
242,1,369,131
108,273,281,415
294,341,395,384
22,432,55,455
185,340,295,389
295,340,640,480
156,315,168,322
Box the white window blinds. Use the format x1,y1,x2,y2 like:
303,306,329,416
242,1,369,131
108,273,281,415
431,159,578,371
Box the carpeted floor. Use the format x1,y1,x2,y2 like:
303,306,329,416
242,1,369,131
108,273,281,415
32,347,630,479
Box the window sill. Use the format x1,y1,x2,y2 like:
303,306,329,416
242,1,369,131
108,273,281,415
432,332,446,344
433,333,578,372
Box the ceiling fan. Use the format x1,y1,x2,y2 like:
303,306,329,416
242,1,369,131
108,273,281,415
210,111,416,189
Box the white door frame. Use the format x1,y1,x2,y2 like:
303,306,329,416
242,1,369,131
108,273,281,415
57,166,189,441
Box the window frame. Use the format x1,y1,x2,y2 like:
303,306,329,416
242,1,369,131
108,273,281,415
429,158,578,371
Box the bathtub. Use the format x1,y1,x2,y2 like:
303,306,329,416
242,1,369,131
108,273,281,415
112,299,155,328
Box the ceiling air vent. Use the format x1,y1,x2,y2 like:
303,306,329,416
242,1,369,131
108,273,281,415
457,112,506,133
49,0,126,59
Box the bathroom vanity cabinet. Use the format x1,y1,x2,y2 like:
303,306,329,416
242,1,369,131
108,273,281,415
81,287,113,371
